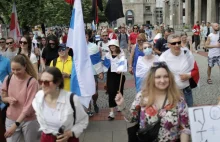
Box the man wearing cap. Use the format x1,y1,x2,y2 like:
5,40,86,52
50,44,72,91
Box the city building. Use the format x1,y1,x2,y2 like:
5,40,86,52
117,0,160,27
163,0,220,28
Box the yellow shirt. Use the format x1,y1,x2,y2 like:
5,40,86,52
50,56,72,91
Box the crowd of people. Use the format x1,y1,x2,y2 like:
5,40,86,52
0,21,219,142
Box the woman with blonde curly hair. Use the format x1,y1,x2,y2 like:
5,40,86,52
115,62,190,142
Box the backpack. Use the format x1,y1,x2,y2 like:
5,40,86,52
118,33,128,43
6,74,33,92
70,93,76,125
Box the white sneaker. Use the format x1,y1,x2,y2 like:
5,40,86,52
108,112,115,120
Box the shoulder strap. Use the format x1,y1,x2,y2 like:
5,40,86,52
53,58,57,67
6,74,13,92
27,77,33,87
70,93,76,125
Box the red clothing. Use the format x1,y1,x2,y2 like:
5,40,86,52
41,132,79,142
62,35,68,43
129,32,139,44
193,25,200,35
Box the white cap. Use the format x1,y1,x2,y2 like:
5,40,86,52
108,39,119,47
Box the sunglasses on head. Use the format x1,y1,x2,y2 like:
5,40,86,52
38,80,53,86
19,41,28,45
152,61,167,68
169,41,181,45
102,35,108,37
6,42,13,45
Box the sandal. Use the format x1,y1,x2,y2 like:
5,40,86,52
207,79,213,84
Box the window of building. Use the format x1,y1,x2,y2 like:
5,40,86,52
145,6,151,11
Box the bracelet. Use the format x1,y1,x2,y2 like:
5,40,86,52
15,122,20,127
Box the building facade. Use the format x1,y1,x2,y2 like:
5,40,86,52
163,0,220,28
117,0,160,27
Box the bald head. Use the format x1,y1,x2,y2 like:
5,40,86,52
212,23,219,32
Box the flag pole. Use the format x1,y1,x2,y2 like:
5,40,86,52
118,73,123,93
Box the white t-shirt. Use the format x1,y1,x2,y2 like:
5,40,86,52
30,53,38,64
159,49,194,89
97,41,109,60
208,33,220,58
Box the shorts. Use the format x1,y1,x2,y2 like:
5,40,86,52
208,56,220,67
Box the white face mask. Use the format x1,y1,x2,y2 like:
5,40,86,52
143,47,153,56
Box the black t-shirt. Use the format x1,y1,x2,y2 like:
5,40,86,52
42,47,59,66
155,38,169,55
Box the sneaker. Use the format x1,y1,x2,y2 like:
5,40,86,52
108,112,115,121
87,111,94,117
94,104,99,113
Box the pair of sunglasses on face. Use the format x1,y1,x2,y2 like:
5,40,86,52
38,80,53,86
6,42,13,45
19,41,28,45
169,41,181,45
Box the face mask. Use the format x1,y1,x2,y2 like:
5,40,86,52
143,47,152,56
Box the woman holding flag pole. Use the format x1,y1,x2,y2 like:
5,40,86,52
103,39,126,121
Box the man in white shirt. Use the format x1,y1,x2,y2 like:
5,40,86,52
159,34,199,107
205,23,220,84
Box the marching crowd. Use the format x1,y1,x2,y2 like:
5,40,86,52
0,21,219,142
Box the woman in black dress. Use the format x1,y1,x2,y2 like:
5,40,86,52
105,39,126,120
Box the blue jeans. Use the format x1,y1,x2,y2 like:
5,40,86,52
182,86,193,107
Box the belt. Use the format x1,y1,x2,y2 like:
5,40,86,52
182,86,191,91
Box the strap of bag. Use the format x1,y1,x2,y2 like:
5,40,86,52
53,58,57,67
157,94,168,119
70,93,76,125
27,77,33,87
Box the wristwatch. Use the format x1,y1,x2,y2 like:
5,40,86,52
15,122,20,127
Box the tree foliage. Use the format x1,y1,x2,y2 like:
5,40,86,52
0,0,107,28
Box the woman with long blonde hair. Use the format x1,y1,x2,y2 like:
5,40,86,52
1,54,39,142
115,62,190,142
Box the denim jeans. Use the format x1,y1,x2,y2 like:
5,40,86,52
182,86,193,107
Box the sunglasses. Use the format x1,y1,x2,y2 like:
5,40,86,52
6,42,13,45
58,47,66,52
137,40,145,43
38,80,53,86
169,41,181,45
49,43,55,45
152,61,167,68
0,41,5,43
19,41,28,45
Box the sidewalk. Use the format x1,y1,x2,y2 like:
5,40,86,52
79,52,220,142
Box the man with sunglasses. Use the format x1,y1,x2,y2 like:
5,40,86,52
50,44,72,91
4,37,18,60
0,38,7,56
159,34,199,107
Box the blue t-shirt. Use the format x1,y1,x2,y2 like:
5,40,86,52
0,55,11,110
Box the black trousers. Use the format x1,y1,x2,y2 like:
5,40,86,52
194,35,200,50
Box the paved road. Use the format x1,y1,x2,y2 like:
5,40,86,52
80,52,220,142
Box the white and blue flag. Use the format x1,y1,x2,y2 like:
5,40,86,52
103,51,127,72
67,0,95,108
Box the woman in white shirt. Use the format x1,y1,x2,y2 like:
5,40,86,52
32,67,88,142
18,35,38,74
136,42,159,92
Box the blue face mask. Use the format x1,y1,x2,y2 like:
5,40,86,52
143,47,153,56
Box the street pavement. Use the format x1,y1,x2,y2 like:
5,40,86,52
79,51,220,142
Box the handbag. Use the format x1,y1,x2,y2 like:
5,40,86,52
127,95,168,142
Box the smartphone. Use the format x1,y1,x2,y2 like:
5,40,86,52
58,125,65,135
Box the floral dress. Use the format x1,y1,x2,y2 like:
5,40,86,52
122,92,190,142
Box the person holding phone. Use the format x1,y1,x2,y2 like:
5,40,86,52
32,67,88,142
